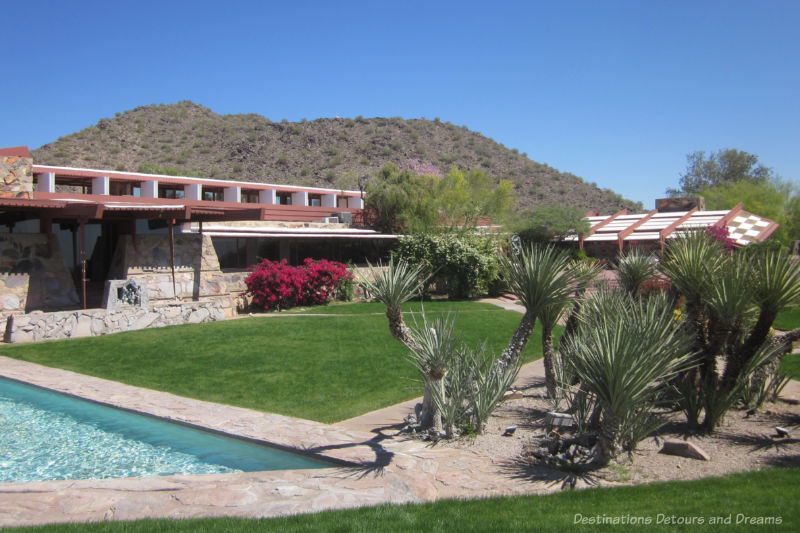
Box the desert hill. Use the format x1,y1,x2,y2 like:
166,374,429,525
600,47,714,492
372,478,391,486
32,101,642,213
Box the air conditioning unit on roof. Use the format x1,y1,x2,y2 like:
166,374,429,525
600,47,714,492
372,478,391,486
332,212,352,224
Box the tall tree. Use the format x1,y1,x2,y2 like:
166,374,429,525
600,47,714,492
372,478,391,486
669,149,773,196
364,164,516,234
364,164,439,233
435,168,516,232
516,204,590,245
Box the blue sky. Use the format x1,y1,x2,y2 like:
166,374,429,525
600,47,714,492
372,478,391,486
3,0,798,208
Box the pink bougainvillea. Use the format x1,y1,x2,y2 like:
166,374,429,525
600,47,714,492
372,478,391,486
244,258,352,311
706,224,736,253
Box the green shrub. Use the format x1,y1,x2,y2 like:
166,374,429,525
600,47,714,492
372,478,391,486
395,234,499,299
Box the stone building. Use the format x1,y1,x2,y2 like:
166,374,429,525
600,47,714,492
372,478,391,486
0,147,395,342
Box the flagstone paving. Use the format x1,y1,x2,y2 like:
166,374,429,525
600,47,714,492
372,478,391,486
0,356,560,527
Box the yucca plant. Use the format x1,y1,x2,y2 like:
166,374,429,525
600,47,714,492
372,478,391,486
725,250,800,388
496,245,575,393
660,233,800,431
616,249,656,296
429,341,520,437
562,290,695,465
406,312,462,434
358,257,427,345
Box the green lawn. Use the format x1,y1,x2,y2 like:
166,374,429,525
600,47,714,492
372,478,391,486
774,307,800,331
0,301,544,423
11,468,800,532
780,353,800,377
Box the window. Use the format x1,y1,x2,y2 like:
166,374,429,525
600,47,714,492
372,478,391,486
159,187,185,199
203,190,224,202
242,191,260,204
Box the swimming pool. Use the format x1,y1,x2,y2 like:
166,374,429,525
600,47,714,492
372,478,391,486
0,377,334,483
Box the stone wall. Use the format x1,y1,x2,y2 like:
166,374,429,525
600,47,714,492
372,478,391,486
0,233,80,314
0,155,33,199
5,299,226,343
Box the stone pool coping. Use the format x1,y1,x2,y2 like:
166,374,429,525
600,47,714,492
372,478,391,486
0,356,554,527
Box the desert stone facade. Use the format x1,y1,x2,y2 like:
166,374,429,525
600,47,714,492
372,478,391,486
0,155,33,199
0,233,80,315
107,233,242,315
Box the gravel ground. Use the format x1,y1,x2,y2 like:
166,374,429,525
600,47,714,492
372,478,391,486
438,375,800,487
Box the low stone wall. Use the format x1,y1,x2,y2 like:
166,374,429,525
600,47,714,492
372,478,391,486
5,299,226,343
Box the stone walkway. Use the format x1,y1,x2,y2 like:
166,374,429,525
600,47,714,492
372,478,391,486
0,356,559,527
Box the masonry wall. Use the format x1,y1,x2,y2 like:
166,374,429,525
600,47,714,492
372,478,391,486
0,233,81,315
6,299,226,343
0,155,33,199
108,233,240,315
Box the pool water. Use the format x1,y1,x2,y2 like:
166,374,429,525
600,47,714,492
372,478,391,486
0,377,333,483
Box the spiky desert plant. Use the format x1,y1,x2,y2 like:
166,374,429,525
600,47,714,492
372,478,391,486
406,312,463,435
495,245,574,386
660,231,726,331
358,257,427,345
661,233,800,431
724,250,800,389
616,249,656,296
563,290,695,465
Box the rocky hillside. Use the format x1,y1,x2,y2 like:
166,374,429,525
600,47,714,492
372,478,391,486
33,101,642,213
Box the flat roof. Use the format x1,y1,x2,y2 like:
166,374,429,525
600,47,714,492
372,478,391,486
32,164,362,196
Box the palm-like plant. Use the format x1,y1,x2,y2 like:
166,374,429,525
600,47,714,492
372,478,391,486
358,257,427,345
660,233,800,431
616,249,656,296
406,312,462,434
496,245,575,389
562,291,695,465
724,250,800,388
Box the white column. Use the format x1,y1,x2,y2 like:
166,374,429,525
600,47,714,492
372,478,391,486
259,189,276,204
347,196,364,209
185,183,202,201
224,186,241,203
92,176,110,195
291,191,308,206
37,172,55,192
321,194,337,208
142,180,158,198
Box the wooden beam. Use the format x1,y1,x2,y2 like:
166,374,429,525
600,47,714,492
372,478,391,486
659,207,699,253
79,219,87,310
618,210,657,254
168,219,177,300
580,208,628,250
712,202,743,228
755,220,780,243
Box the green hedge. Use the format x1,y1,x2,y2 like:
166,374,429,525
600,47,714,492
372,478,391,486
395,234,500,299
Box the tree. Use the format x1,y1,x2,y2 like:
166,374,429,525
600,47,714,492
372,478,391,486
364,164,439,233
434,168,516,232
516,205,590,245
700,178,798,245
358,258,445,431
495,245,578,396
364,164,516,234
659,232,800,431
669,149,773,196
